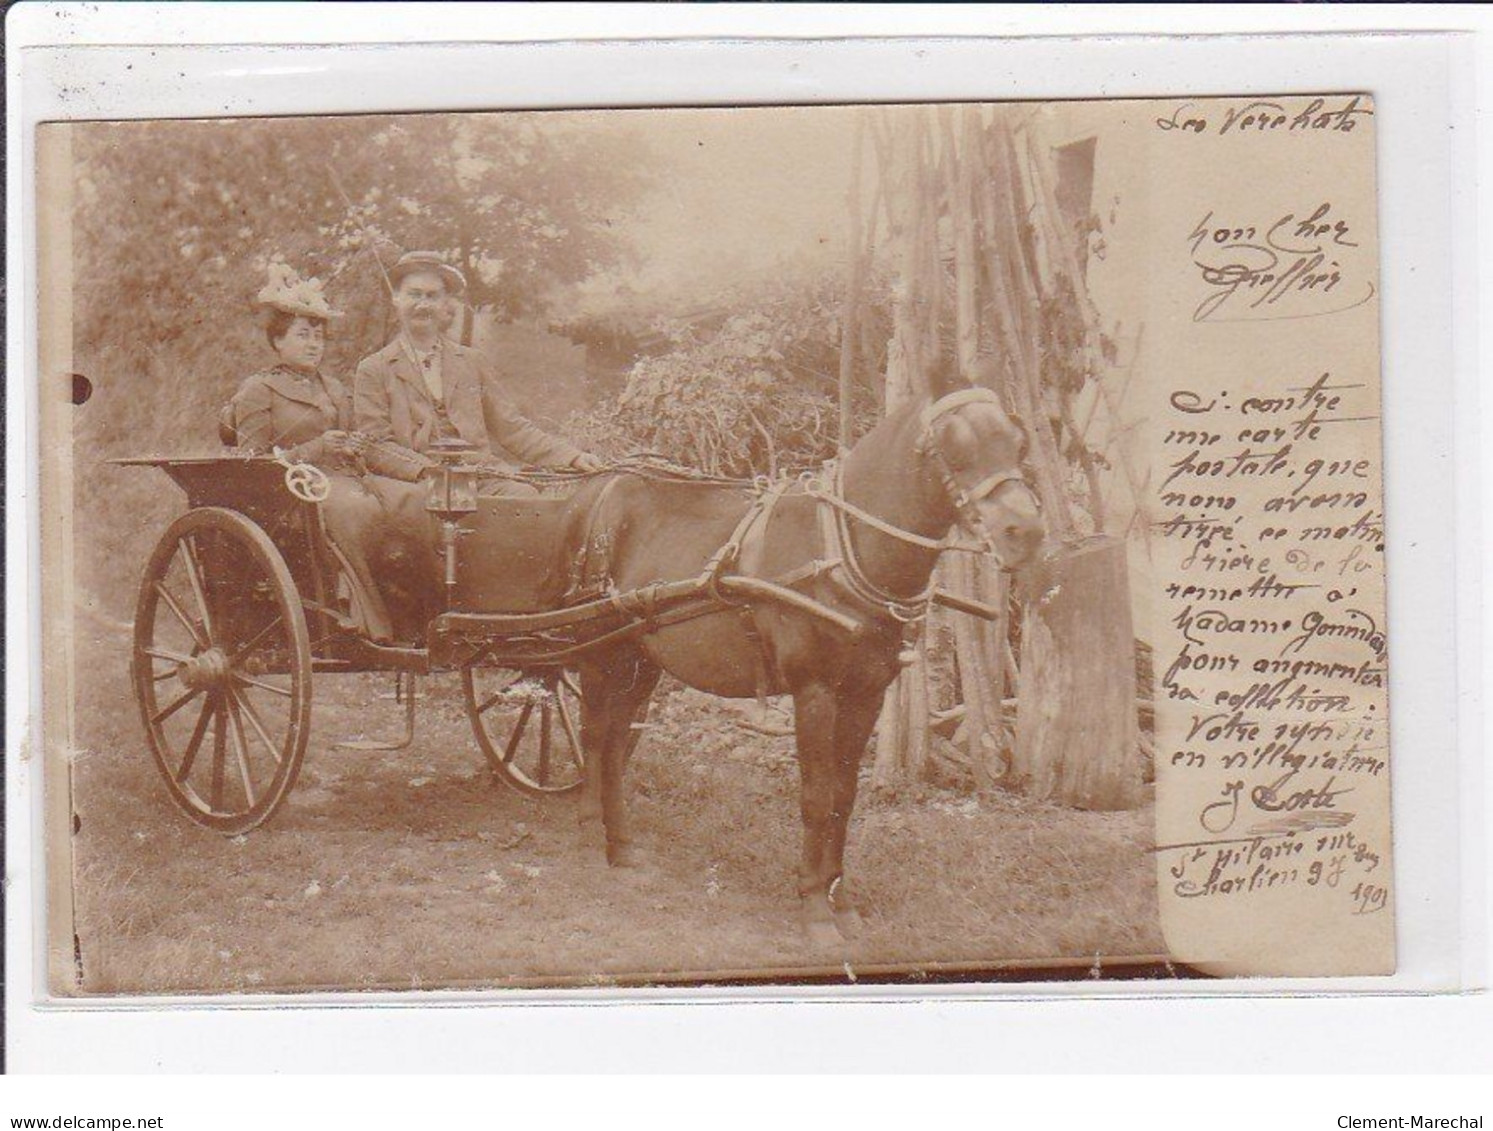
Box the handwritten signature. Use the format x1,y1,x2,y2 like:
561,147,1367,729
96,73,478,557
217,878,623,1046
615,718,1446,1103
1156,95,1373,137
1198,768,1354,835
1187,204,1374,323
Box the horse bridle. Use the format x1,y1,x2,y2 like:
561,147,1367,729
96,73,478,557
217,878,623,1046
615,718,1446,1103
808,388,1042,622
914,387,1043,558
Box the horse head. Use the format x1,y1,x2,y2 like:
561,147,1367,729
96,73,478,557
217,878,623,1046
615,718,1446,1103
918,388,1045,570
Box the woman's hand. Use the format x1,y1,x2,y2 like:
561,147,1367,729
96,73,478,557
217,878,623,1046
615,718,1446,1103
323,430,368,459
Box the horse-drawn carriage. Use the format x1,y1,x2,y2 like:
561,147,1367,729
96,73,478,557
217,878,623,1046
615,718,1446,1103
119,388,1043,941
117,443,863,836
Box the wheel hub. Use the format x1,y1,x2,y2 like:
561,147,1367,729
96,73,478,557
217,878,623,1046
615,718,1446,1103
177,647,232,691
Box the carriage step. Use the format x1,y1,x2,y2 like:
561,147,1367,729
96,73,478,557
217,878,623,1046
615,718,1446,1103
334,672,418,751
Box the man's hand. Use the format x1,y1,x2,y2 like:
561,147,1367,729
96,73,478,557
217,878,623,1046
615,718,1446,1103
570,452,606,473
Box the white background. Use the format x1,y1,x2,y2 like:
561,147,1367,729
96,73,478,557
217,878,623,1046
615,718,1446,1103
5,1,1490,1090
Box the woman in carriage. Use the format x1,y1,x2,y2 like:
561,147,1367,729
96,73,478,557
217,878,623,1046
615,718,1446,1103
220,265,434,643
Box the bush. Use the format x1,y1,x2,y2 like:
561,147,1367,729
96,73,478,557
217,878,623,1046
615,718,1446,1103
570,272,887,477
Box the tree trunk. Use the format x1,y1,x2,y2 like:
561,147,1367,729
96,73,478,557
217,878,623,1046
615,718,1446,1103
1010,537,1141,810
975,118,1074,534
934,106,1008,790
872,109,937,786
872,642,930,789
943,553,1007,789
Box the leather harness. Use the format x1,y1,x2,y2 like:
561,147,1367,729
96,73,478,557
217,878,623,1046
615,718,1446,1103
705,387,1040,700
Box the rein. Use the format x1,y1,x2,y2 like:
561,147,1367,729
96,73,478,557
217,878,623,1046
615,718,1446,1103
803,387,1039,624
802,467,991,555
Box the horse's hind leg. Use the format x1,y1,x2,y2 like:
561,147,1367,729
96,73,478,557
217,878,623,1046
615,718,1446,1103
579,651,659,868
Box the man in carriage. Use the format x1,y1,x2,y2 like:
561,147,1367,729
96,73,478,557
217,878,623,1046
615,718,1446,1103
351,250,605,487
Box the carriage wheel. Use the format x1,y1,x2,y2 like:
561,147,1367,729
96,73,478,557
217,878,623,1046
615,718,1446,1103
462,668,586,797
131,507,312,835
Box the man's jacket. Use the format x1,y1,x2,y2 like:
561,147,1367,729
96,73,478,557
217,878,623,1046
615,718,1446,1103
352,335,582,478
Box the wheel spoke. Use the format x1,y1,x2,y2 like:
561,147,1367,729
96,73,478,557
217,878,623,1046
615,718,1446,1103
228,614,284,666
175,695,216,783
225,695,257,809
501,702,535,765
234,672,292,698
144,645,193,665
230,688,284,766
209,706,228,813
146,645,192,683
537,702,552,786
155,582,209,649
555,689,585,770
151,685,203,726
180,535,217,646
475,675,527,717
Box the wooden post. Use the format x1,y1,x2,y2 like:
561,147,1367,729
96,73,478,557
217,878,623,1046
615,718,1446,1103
975,117,1074,535
838,113,866,453
1010,537,1142,810
934,106,1007,789
872,109,937,786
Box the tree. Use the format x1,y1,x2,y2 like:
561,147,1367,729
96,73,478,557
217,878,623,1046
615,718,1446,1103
73,113,653,368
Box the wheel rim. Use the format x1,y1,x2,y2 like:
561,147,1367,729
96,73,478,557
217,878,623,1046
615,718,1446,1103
132,508,311,834
462,668,585,797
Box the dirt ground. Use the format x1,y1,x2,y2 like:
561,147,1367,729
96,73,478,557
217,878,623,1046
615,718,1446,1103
62,613,1165,996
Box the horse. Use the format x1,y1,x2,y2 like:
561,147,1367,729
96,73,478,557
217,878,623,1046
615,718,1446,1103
560,385,1045,945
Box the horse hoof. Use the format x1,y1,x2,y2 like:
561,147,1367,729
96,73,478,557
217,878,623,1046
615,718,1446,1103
608,843,644,868
833,906,866,938
802,917,844,949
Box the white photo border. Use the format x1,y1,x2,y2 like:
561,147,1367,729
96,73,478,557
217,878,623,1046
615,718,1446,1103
5,4,1486,1072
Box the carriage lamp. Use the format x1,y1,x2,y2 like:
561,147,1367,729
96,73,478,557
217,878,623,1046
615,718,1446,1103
425,438,482,599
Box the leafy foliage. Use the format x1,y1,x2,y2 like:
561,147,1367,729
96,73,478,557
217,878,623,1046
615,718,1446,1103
73,114,652,373
572,271,889,477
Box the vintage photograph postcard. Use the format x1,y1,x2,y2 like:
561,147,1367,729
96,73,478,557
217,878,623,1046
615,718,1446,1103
37,93,1391,994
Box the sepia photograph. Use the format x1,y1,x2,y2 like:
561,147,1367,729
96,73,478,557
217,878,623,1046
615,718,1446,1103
37,93,1393,995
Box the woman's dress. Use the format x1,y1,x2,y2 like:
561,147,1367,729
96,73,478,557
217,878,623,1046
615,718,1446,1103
226,364,438,643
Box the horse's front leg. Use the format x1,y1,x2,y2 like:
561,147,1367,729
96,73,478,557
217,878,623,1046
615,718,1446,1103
792,680,843,947
822,687,885,937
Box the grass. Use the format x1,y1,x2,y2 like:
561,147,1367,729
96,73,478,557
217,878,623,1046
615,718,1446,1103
66,623,1162,995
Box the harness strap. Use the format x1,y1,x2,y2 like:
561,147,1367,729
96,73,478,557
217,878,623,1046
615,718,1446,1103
815,465,932,625
702,480,788,591
966,469,1027,503
917,386,1004,432
570,475,626,600
803,473,992,554
725,480,793,706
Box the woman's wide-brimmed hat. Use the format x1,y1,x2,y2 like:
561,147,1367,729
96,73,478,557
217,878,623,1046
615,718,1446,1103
387,250,467,296
255,262,341,321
